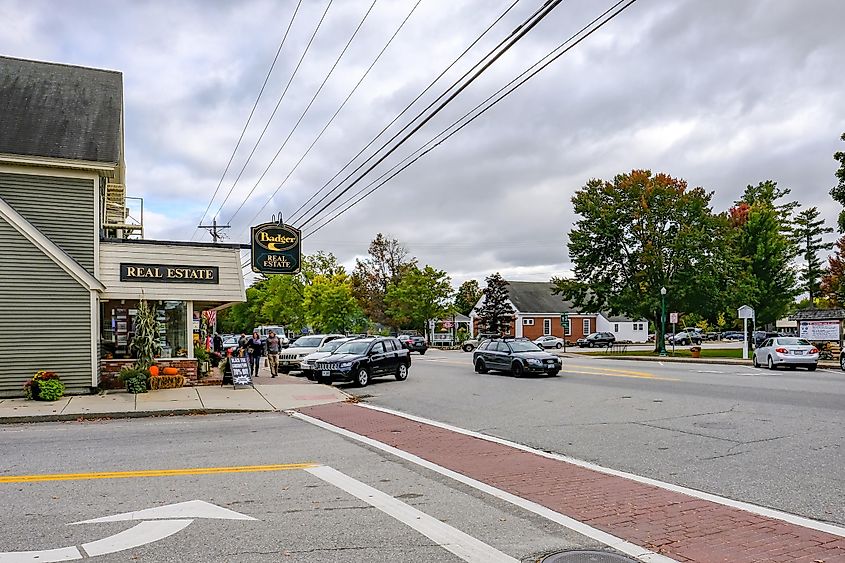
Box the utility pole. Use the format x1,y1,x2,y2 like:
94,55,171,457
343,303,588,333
197,217,231,243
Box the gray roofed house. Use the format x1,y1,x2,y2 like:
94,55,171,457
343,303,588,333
504,281,578,313
0,56,123,163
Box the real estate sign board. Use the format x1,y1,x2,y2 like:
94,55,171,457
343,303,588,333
799,320,840,341
251,222,302,275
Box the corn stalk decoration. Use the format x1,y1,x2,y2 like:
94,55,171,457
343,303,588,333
132,299,161,370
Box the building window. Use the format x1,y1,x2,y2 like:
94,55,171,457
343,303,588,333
543,318,552,335
100,300,188,360
614,323,619,332
564,318,571,336
583,318,590,334
523,318,535,326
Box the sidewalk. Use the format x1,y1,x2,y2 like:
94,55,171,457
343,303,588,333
0,369,348,424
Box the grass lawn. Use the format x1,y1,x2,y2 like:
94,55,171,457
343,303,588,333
579,348,747,359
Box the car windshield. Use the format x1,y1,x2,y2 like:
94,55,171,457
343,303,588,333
335,340,372,355
318,340,346,352
291,337,324,348
510,341,542,352
776,338,811,346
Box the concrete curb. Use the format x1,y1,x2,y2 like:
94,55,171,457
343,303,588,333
0,408,277,425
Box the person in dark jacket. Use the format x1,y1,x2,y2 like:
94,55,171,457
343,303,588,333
246,331,264,377
213,333,223,354
237,332,249,357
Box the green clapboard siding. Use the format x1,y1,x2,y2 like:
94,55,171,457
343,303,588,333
0,217,93,396
0,172,96,275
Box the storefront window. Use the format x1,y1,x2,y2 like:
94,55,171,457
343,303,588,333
100,300,188,359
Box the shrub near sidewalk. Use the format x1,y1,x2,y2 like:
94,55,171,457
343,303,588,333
119,366,149,394
23,370,65,401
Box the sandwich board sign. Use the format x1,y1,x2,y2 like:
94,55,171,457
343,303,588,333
222,356,253,389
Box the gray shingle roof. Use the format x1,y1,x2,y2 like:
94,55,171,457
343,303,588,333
789,308,845,321
505,281,578,314
0,56,122,163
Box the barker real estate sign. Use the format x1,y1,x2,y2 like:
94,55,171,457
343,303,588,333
251,222,301,275
799,320,840,341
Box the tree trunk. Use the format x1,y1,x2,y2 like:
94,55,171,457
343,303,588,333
653,313,663,354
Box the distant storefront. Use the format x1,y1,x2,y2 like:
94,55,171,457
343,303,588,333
0,56,245,397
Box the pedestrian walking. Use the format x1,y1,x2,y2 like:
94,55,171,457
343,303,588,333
237,332,248,358
246,331,264,377
213,333,223,354
266,330,282,377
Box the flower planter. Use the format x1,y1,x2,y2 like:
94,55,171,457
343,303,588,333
690,346,702,358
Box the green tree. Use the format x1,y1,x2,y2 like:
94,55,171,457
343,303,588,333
477,273,515,335
352,234,415,329
793,207,834,302
304,273,366,334
554,170,731,352
385,265,453,333
829,132,845,232
454,279,482,316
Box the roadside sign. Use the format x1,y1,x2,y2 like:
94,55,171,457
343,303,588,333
225,357,252,388
737,305,755,319
669,312,679,324
251,222,302,275
560,313,568,326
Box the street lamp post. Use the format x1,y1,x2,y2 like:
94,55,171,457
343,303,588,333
659,286,667,356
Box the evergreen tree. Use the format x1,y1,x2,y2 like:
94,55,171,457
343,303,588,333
477,273,514,335
828,132,845,231
794,207,834,302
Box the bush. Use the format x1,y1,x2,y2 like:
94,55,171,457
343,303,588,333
23,370,65,401
193,345,210,363
118,366,149,394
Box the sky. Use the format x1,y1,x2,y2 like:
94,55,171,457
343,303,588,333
2,0,844,287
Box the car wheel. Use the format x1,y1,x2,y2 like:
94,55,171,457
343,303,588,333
549,369,560,376
395,363,409,381
556,342,562,349
280,367,291,374
354,367,370,387
588,342,594,348
419,350,426,355
304,371,315,381
767,356,775,370
474,359,488,374
752,354,759,368
840,354,845,371
462,344,474,352
808,364,817,371
512,362,524,378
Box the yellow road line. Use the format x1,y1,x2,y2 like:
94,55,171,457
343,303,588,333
561,369,679,381
565,364,664,378
0,463,318,484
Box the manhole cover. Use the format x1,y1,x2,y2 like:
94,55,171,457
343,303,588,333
541,550,639,563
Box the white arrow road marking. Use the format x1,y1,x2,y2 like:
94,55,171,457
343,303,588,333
0,501,255,562
307,465,518,563
81,520,193,557
72,500,256,524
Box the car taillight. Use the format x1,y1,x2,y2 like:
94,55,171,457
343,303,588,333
810,347,819,354
775,347,787,354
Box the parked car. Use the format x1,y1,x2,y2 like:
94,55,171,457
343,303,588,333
461,333,498,352
533,335,564,349
702,332,720,341
753,331,779,349
576,332,616,348
221,335,240,355
254,325,290,347
397,334,428,355
278,334,345,374
721,331,744,341
472,338,561,377
301,337,356,380
669,331,702,346
752,337,818,370
314,336,411,387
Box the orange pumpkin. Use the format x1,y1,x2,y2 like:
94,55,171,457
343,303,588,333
149,365,160,376
162,367,180,376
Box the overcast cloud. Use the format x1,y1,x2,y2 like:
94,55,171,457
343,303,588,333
2,0,844,286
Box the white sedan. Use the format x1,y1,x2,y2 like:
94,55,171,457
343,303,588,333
753,337,818,371
533,335,565,349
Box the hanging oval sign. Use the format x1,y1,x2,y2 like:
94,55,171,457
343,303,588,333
251,222,301,275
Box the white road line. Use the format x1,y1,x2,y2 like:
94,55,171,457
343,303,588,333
0,547,81,562
307,466,517,563
357,404,845,539
81,520,193,557
293,413,676,563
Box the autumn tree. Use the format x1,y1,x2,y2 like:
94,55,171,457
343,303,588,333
828,132,845,231
386,265,453,333
821,235,845,305
476,273,515,335
554,170,731,352
793,207,833,302
454,279,482,316
352,234,415,329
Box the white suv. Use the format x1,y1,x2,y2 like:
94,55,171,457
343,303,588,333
278,334,345,374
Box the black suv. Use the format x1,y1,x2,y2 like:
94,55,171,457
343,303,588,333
397,334,428,355
472,338,561,377
314,337,411,387
576,332,616,348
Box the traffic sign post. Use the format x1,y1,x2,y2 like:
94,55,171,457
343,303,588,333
560,313,569,352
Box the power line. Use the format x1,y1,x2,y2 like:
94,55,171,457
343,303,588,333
301,0,639,239
210,0,334,223
295,0,564,230
238,0,427,235
224,0,379,226
281,0,525,227
192,0,303,240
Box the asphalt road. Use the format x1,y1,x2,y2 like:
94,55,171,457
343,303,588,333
345,349,845,526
